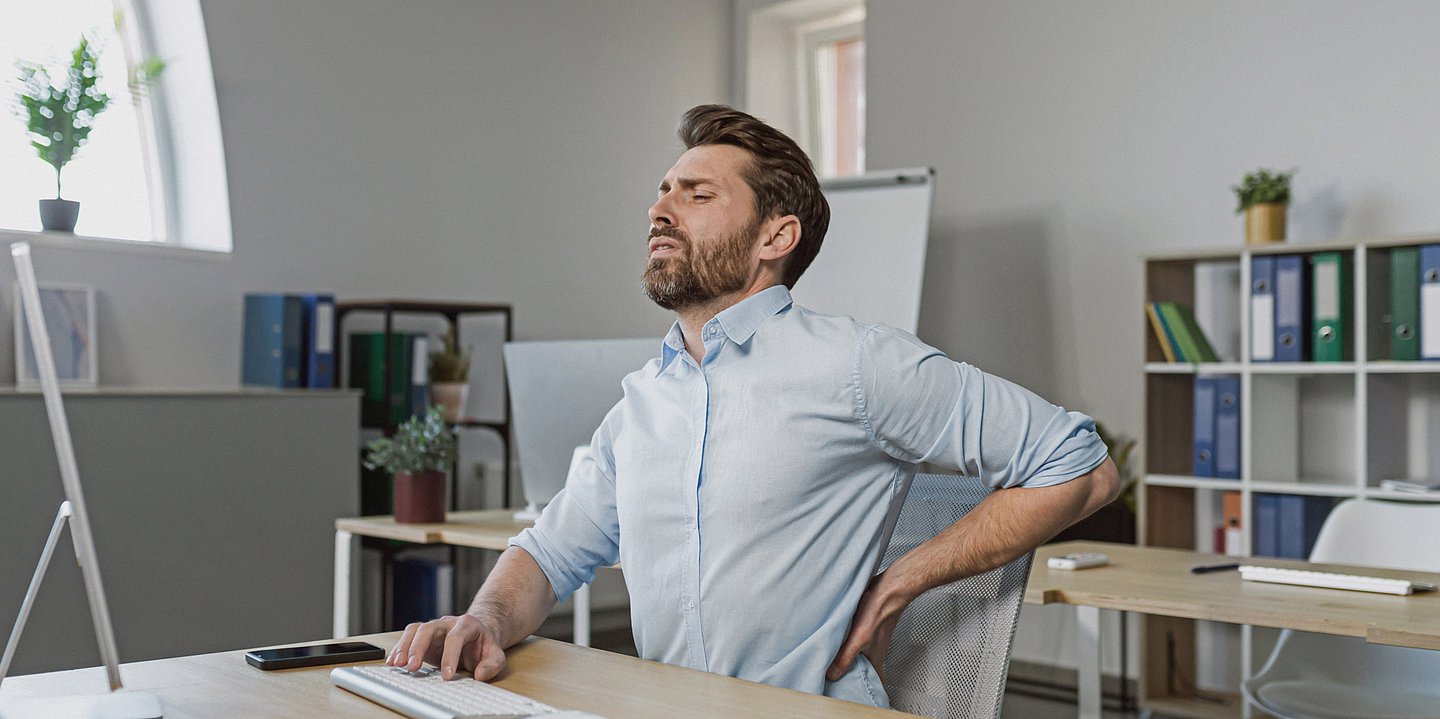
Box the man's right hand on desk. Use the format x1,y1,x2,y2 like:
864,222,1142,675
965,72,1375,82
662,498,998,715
388,613,508,681
386,547,558,682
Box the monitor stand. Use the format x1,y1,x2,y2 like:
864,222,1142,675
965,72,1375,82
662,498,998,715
0,503,162,719
0,692,162,719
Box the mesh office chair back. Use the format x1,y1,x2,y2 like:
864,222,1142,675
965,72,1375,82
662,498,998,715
879,473,1032,719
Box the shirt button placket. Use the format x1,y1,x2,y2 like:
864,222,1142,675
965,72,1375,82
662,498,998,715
684,347,711,670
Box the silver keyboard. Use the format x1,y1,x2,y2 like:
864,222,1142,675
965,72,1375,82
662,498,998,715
1239,565,1439,595
331,665,557,719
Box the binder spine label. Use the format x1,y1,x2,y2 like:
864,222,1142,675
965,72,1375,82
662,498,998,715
1423,245,1440,360
1251,257,1275,361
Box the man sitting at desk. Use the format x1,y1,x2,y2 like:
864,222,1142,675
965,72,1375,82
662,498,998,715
388,104,1120,708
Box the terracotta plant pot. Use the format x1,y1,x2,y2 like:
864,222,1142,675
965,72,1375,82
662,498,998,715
393,470,447,523
1245,202,1286,245
431,382,470,422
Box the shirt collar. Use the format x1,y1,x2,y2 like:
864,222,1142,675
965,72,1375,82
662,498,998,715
658,285,793,374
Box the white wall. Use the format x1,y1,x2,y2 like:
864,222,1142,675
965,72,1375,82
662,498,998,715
862,0,1440,676
1,0,731,390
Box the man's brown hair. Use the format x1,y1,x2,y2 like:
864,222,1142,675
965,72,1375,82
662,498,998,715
677,104,829,289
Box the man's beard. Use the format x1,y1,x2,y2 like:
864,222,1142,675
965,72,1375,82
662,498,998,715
641,219,759,310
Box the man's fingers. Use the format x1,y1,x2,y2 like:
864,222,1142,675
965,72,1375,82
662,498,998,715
440,620,480,680
388,623,422,666
405,619,450,672
472,634,507,682
828,622,870,682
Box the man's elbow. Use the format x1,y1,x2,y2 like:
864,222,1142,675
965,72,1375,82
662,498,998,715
1082,457,1122,515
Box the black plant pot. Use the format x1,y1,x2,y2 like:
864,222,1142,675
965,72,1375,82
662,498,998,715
39,198,80,233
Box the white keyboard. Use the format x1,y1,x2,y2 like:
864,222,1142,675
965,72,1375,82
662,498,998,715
331,665,557,719
1239,565,1439,595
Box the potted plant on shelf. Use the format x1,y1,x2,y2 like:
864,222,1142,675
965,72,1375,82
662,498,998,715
1233,168,1295,245
363,406,456,523
428,327,473,423
16,35,163,232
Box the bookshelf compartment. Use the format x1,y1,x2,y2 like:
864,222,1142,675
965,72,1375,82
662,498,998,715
1366,373,1440,489
1146,374,1195,477
1144,258,1242,364
1249,493,1340,560
1250,374,1356,486
1364,242,1439,362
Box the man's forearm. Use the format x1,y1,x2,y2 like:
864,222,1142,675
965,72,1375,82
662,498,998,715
466,547,558,648
883,458,1120,601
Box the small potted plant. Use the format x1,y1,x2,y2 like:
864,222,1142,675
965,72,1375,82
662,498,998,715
16,36,163,232
428,327,473,423
1233,168,1295,245
363,406,456,523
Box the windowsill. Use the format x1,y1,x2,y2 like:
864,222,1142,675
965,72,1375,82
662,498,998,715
0,227,232,262
0,386,360,397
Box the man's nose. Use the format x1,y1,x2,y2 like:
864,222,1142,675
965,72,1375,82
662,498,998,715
648,195,674,228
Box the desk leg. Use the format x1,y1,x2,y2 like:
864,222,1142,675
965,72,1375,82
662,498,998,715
1077,605,1102,719
573,584,591,647
334,529,354,639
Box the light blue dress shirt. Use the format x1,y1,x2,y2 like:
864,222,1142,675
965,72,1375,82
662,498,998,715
510,285,1107,707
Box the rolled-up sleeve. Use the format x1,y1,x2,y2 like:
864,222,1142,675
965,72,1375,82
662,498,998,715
508,409,622,603
855,325,1108,489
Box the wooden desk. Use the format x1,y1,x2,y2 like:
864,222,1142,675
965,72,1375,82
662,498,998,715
334,511,538,640
1027,541,1440,719
0,632,906,718
337,511,618,648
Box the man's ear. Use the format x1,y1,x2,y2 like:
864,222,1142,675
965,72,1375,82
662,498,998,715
758,215,802,262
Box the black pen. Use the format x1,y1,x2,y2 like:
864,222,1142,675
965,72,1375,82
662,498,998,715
1191,562,1240,574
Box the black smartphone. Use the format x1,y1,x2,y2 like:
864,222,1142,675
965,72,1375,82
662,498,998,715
244,641,386,670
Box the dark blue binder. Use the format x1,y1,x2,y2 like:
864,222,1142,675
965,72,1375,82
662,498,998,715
1214,375,1240,479
1277,496,1332,559
1192,377,1217,477
242,293,303,388
389,554,453,629
1422,245,1440,361
1253,494,1280,557
1251,256,1276,362
1274,255,1308,362
298,294,336,388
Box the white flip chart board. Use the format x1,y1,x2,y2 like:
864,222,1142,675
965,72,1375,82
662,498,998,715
791,168,935,334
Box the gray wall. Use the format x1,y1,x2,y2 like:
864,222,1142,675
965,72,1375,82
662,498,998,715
862,0,1440,676
867,0,1440,436
0,0,731,389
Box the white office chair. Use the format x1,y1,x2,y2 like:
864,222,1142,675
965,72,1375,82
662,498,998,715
1241,499,1440,719
880,473,1032,719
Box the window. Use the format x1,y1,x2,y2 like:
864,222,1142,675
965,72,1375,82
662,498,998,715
745,0,865,179
2,0,231,251
802,17,864,178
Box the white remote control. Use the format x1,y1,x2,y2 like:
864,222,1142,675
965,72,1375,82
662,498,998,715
1048,552,1110,570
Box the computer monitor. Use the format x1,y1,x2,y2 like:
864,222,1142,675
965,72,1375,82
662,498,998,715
503,338,658,515
1,243,160,718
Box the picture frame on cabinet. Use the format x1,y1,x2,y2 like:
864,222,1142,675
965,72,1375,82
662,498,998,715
14,282,97,389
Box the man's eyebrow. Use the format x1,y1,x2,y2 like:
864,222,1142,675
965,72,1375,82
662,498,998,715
658,177,719,193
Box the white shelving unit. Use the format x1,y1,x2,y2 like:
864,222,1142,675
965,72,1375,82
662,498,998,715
1139,236,1440,718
